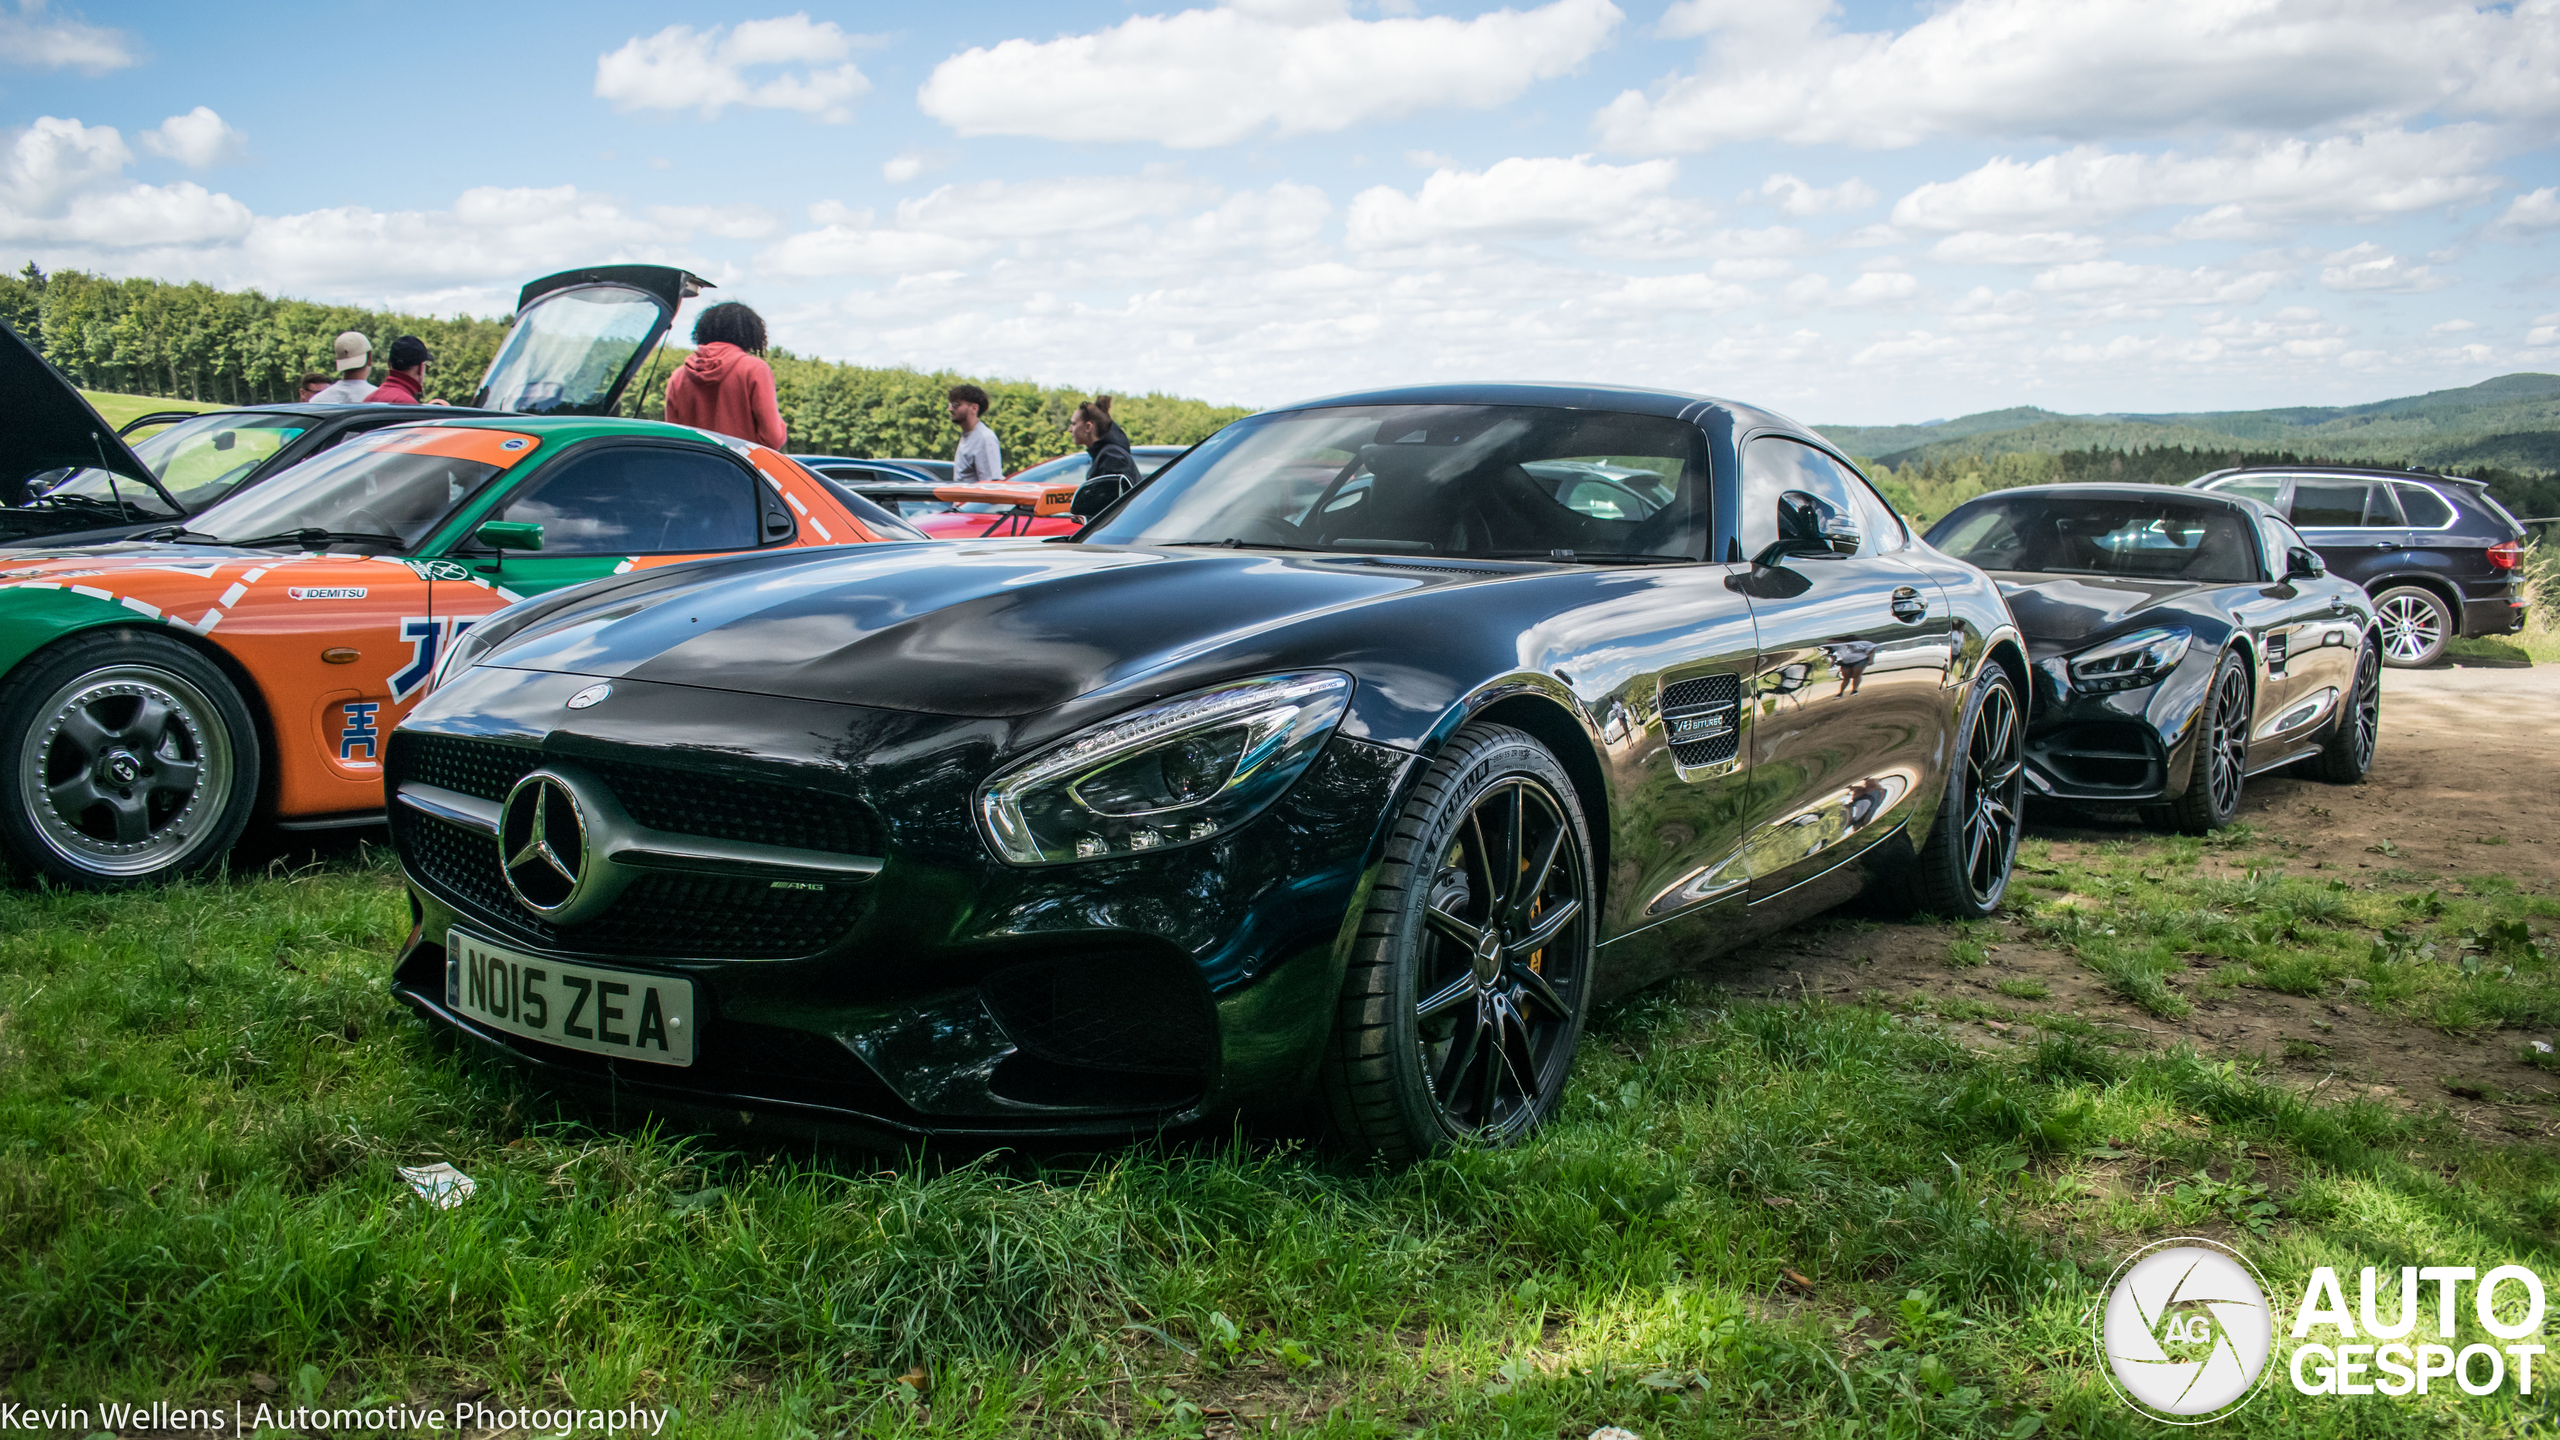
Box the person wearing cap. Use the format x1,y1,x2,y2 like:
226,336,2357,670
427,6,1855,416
364,336,433,406
307,331,376,404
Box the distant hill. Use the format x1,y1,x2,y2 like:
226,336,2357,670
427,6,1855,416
1818,374,2560,476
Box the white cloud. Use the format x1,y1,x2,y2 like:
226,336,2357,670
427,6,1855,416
595,15,871,123
882,151,953,185
2528,313,2560,347
1926,230,2106,265
1598,0,2559,154
2166,204,2286,242
2030,260,2286,309
1752,172,1878,217
1890,130,2503,233
1346,155,1681,248
0,115,129,211
918,0,1623,148
2318,242,2449,293
646,204,780,241
2492,186,2560,238
763,222,987,278
2430,319,2478,334
0,0,136,74
1853,330,1966,365
896,172,1209,240
140,108,245,169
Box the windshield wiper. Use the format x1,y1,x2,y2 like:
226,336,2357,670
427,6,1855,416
1482,550,1689,565
1162,538,1332,553
221,528,411,551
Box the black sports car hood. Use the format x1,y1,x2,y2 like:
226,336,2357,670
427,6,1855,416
481,541,1522,718
3,318,158,501
1990,572,2228,649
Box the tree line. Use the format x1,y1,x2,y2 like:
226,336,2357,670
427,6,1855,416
2,264,1251,468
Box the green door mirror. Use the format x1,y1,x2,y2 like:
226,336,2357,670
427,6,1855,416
474,521,544,552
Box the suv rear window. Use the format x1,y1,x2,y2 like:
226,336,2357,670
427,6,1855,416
2392,483,2455,528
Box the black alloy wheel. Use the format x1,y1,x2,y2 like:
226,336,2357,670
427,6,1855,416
2168,651,2253,833
2372,585,2451,668
1882,665,2023,919
0,630,261,887
2308,637,2381,784
1324,722,1594,1160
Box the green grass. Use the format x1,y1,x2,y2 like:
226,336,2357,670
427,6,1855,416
80,388,224,431
3,850,2556,1437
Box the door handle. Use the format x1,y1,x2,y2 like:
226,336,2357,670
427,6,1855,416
1890,586,1928,622
2369,540,2395,549
2329,595,2349,613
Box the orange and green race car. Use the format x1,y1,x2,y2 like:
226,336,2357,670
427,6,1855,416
0,346,920,888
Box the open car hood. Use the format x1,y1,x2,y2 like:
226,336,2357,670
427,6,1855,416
470,264,710,418
1,319,164,507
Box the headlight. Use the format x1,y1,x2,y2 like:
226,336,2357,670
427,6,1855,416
2066,626,2192,693
426,600,533,693
977,671,1353,865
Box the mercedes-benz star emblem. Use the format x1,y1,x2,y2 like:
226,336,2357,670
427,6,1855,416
567,683,611,710
500,773,588,915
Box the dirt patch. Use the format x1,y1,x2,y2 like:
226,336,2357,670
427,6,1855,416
1699,658,2560,1142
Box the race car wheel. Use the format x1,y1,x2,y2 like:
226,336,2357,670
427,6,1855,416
2372,585,2451,668
2167,651,2252,833
2308,636,2381,784
1880,664,2023,919
1323,722,1594,1161
0,631,260,888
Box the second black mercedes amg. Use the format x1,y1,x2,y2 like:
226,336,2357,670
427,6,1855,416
385,384,2028,1158
1927,484,2381,831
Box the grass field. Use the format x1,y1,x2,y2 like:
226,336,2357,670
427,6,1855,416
2,827,2554,1438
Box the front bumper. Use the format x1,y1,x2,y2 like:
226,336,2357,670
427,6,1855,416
2017,651,2211,804
387,666,1413,1139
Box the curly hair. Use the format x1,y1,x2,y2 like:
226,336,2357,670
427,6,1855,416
691,302,768,355
947,383,991,412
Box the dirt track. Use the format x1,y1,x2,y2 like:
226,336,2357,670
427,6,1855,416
1700,657,2560,1140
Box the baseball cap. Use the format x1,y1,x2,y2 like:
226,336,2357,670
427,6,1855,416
387,335,432,370
332,331,370,371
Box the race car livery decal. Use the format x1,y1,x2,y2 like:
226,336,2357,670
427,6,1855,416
290,587,367,600
338,702,382,762
391,616,480,702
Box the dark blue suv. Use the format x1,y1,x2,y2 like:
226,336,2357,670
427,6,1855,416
2188,466,2526,667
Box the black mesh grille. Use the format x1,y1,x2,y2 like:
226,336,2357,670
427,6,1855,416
978,953,1215,1078
1661,672,1742,768
399,735,881,858
399,810,873,959
404,733,542,801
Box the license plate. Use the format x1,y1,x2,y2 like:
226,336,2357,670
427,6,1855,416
445,930,695,1067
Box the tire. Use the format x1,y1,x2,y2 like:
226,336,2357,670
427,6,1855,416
2371,585,2452,668
2167,651,2252,834
2308,636,2381,784
1880,664,2024,919
0,630,260,888
1321,722,1595,1162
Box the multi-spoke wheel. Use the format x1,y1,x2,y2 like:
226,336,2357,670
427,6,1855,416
1324,722,1594,1159
1881,665,2023,919
2308,636,2381,784
2371,585,2451,668
0,632,259,887
2168,650,2253,833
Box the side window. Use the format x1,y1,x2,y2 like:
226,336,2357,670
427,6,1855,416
1740,438,1889,557
2394,482,2454,528
2209,475,2285,505
2257,517,2301,579
2291,481,2383,528
495,445,760,555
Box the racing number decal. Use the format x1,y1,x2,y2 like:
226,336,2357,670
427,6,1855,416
338,702,381,761
391,616,478,702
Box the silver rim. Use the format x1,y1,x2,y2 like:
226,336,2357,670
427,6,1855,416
2347,644,2380,771
17,663,233,877
2376,591,2444,664
2204,663,2250,817
1960,679,2024,905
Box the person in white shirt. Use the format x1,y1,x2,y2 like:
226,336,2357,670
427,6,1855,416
307,331,376,404
948,383,1002,485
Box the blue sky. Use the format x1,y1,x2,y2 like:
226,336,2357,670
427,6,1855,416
4,0,2557,422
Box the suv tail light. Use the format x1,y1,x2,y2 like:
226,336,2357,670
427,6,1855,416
2488,540,2521,570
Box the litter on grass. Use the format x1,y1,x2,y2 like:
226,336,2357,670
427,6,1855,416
398,1162,476,1208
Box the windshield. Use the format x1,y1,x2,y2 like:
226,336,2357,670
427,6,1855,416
478,284,664,414
184,428,529,550
27,412,309,517
1082,404,1709,560
1929,494,2263,583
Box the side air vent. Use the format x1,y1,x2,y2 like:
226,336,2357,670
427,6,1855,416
1660,672,1742,769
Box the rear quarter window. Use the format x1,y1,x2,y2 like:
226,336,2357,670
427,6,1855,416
2393,483,2455,528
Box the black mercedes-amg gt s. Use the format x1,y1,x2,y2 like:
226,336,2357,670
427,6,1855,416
384,385,2028,1158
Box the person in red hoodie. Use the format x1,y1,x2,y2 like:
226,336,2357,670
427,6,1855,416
664,302,786,449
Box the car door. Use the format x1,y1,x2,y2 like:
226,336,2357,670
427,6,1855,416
449,440,790,596
2252,513,2359,748
1731,437,1952,902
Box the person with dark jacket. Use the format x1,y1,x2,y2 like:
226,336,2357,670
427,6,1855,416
363,336,431,405
1068,395,1141,518
665,302,786,449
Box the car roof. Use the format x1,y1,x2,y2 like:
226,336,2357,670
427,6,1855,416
408,414,738,445
1265,381,1803,433
2194,463,2484,491
1951,482,2287,521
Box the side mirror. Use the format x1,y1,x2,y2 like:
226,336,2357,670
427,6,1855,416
1757,489,1860,565
212,430,236,452
474,520,544,552
2286,546,2324,580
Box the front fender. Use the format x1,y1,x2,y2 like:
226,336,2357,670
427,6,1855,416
0,582,188,675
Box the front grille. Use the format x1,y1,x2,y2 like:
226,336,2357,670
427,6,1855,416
979,953,1214,1077
1660,672,1742,768
2032,722,2159,792
392,733,880,961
